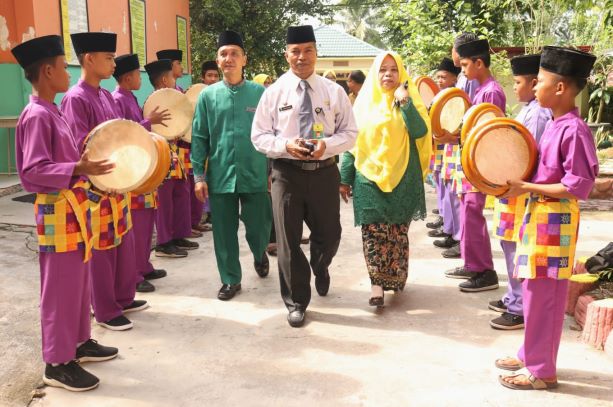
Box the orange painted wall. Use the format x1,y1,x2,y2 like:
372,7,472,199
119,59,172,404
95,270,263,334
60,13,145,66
145,0,190,70
0,0,190,72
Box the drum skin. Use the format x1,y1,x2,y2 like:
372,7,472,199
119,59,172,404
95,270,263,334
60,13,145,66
132,133,172,195
84,119,158,193
415,76,439,108
461,118,538,196
182,83,208,143
143,88,193,140
460,103,505,144
429,88,471,138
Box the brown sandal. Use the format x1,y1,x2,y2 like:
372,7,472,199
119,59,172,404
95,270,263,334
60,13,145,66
495,356,524,371
499,368,558,390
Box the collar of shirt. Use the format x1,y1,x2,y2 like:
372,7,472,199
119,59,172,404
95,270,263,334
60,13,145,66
283,70,318,93
30,95,61,116
114,86,132,97
553,107,580,123
476,76,494,91
78,78,105,97
223,78,246,92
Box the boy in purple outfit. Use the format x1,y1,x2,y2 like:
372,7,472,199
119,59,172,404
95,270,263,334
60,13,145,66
497,46,597,391
112,53,170,293
61,32,148,331
145,59,200,257
12,35,118,391
157,49,205,238
434,33,481,259
488,54,552,330
445,38,505,293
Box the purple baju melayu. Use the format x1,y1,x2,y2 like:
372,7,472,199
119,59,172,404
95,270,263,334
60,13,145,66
515,108,598,378
16,95,90,363
61,79,136,323
460,76,506,273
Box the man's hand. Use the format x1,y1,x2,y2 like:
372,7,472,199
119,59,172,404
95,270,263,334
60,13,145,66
286,138,311,160
147,106,171,126
433,129,460,144
195,181,209,202
309,139,326,160
339,184,352,203
74,149,115,176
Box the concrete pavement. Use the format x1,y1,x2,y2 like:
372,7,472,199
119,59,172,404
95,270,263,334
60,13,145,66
1,186,612,407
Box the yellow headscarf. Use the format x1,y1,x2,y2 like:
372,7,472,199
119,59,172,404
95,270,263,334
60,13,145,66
253,74,270,85
352,52,432,192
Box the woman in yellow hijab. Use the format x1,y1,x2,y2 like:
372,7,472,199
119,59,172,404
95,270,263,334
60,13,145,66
253,74,273,87
339,52,432,307
323,69,337,82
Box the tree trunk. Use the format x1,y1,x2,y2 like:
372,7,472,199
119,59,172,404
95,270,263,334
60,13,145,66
581,298,613,350
566,273,600,316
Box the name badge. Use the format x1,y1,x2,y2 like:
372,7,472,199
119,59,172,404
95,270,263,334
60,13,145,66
313,122,325,139
246,107,257,113
279,105,293,112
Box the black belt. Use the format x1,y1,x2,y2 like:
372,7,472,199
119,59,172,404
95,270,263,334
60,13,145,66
277,158,336,171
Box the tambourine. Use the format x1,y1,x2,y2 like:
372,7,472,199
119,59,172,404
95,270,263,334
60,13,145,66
429,88,471,138
131,133,172,195
181,83,208,143
461,118,538,196
414,76,439,108
460,103,505,144
83,119,158,193
143,88,193,140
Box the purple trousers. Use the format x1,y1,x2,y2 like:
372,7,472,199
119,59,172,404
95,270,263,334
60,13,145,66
501,240,523,316
517,278,569,378
89,231,137,323
460,191,493,272
156,178,191,245
131,208,155,283
442,180,461,240
189,176,204,227
40,250,91,364
434,171,444,215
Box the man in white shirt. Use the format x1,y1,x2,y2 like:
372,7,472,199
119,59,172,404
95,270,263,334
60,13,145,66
251,25,357,328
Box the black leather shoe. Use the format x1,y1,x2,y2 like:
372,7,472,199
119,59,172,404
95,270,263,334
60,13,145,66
426,216,444,229
442,244,461,258
136,280,155,293
434,236,458,248
428,227,449,238
254,253,269,278
218,284,241,301
459,269,499,292
144,269,167,280
432,208,440,215
287,310,305,327
315,270,330,296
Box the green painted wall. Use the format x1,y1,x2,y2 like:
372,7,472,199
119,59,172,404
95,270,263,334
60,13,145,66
0,63,192,174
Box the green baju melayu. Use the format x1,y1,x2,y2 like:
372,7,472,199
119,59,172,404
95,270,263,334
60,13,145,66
191,80,271,284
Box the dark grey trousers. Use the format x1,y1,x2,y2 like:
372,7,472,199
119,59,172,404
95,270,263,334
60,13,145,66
271,160,342,312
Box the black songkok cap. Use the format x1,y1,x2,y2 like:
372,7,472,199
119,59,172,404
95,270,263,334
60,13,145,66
217,31,244,50
437,57,461,75
540,46,596,79
144,59,172,76
11,35,64,68
70,32,117,54
201,60,218,72
156,49,183,62
114,54,140,79
510,54,541,76
456,39,489,58
286,25,316,44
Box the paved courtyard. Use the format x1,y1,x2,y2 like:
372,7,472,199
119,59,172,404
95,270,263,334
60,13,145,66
1,186,612,407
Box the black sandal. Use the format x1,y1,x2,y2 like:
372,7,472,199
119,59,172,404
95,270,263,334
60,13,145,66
369,296,384,307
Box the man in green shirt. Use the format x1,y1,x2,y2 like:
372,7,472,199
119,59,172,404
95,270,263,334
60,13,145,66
191,30,271,300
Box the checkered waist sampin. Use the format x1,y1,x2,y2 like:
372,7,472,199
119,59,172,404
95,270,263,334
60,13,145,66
168,141,187,179
130,191,158,210
429,142,445,173
87,189,132,250
442,143,458,181
177,140,193,176
493,194,529,242
34,180,93,262
513,194,579,280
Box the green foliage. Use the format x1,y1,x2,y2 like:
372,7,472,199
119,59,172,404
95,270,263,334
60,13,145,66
599,268,613,282
189,0,331,81
336,0,386,49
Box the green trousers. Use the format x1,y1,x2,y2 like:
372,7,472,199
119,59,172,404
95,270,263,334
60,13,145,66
208,192,272,284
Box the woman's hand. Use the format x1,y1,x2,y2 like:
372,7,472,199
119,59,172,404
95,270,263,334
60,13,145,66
394,85,410,106
339,184,352,203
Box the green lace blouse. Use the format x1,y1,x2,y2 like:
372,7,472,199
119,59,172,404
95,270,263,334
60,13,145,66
340,99,428,226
